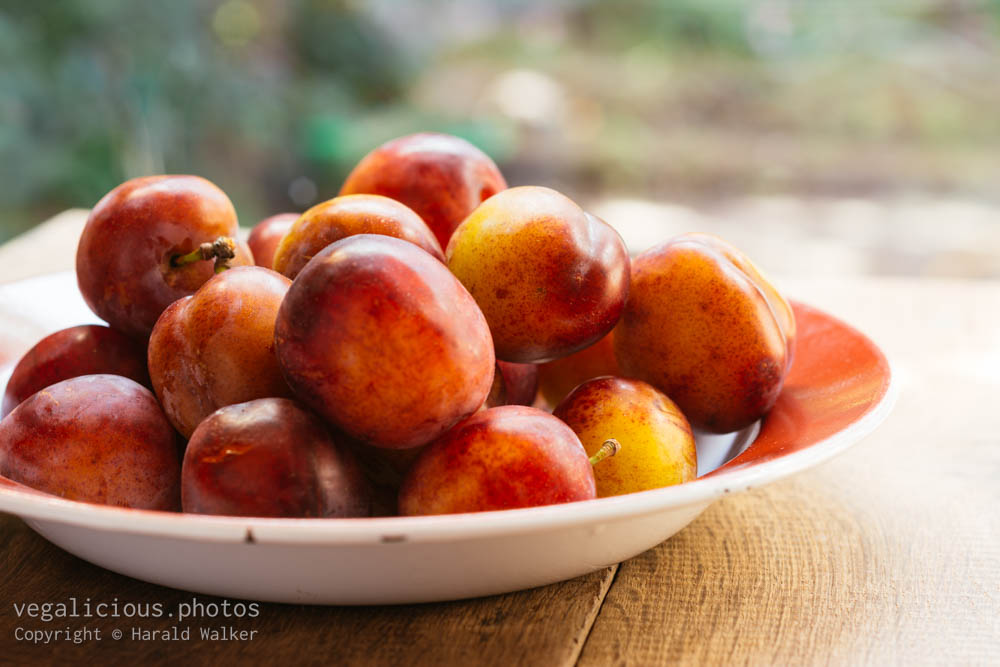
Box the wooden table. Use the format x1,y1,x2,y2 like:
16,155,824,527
2,212,998,665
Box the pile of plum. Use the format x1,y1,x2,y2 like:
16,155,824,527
0,133,796,518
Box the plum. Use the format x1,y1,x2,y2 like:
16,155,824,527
339,132,507,249
398,406,596,515
275,234,495,449
348,441,427,517
614,232,796,433
148,266,293,438
0,375,180,509
1,325,149,418
76,175,253,339
247,212,298,269
537,330,620,408
272,194,443,279
484,360,539,408
446,187,630,363
182,398,371,518
554,377,697,497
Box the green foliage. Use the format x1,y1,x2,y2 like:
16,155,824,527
0,1,496,240
2,0,999,241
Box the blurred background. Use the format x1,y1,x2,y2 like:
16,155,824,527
3,0,999,277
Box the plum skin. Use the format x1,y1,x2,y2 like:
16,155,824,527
275,234,495,449
348,440,427,517
398,405,596,516
1,324,149,418
272,194,444,279
76,175,253,339
0,374,181,510
614,232,796,433
247,212,299,269
339,132,507,249
182,398,371,518
148,266,293,439
446,187,630,363
537,330,620,408
554,376,697,497
484,360,539,408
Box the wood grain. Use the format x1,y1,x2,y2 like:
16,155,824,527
0,209,88,284
579,279,1000,666
0,514,616,665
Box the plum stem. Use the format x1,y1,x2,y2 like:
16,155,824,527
170,236,237,273
589,439,621,466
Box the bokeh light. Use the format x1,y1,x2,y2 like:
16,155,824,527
3,0,999,276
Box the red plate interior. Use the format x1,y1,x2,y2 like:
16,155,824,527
712,301,891,475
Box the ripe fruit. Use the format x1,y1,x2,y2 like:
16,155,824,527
399,406,596,515
399,405,595,515
614,232,796,433
349,441,427,516
484,360,539,408
1,325,149,418
275,234,495,449
537,330,620,407
447,187,630,363
247,212,298,269
182,398,371,518
340,132,507,249
272,194,443,279
0,375,180,510
554,377,697,497
76,175,253,339
148,266,293,438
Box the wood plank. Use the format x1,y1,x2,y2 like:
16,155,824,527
579,279,1000,665
1,514,616,665
0,209,88,284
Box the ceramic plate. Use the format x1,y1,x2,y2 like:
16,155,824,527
0,271,895,604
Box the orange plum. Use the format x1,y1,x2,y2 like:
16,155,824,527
275,235,495,449
446,187,629,363
76,175,252,339
398,406,595,515
554,377,697,497
340,132,507,249
272,194,442,279
614,233,796,433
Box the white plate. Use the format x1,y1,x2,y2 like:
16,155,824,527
0,271,896,604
